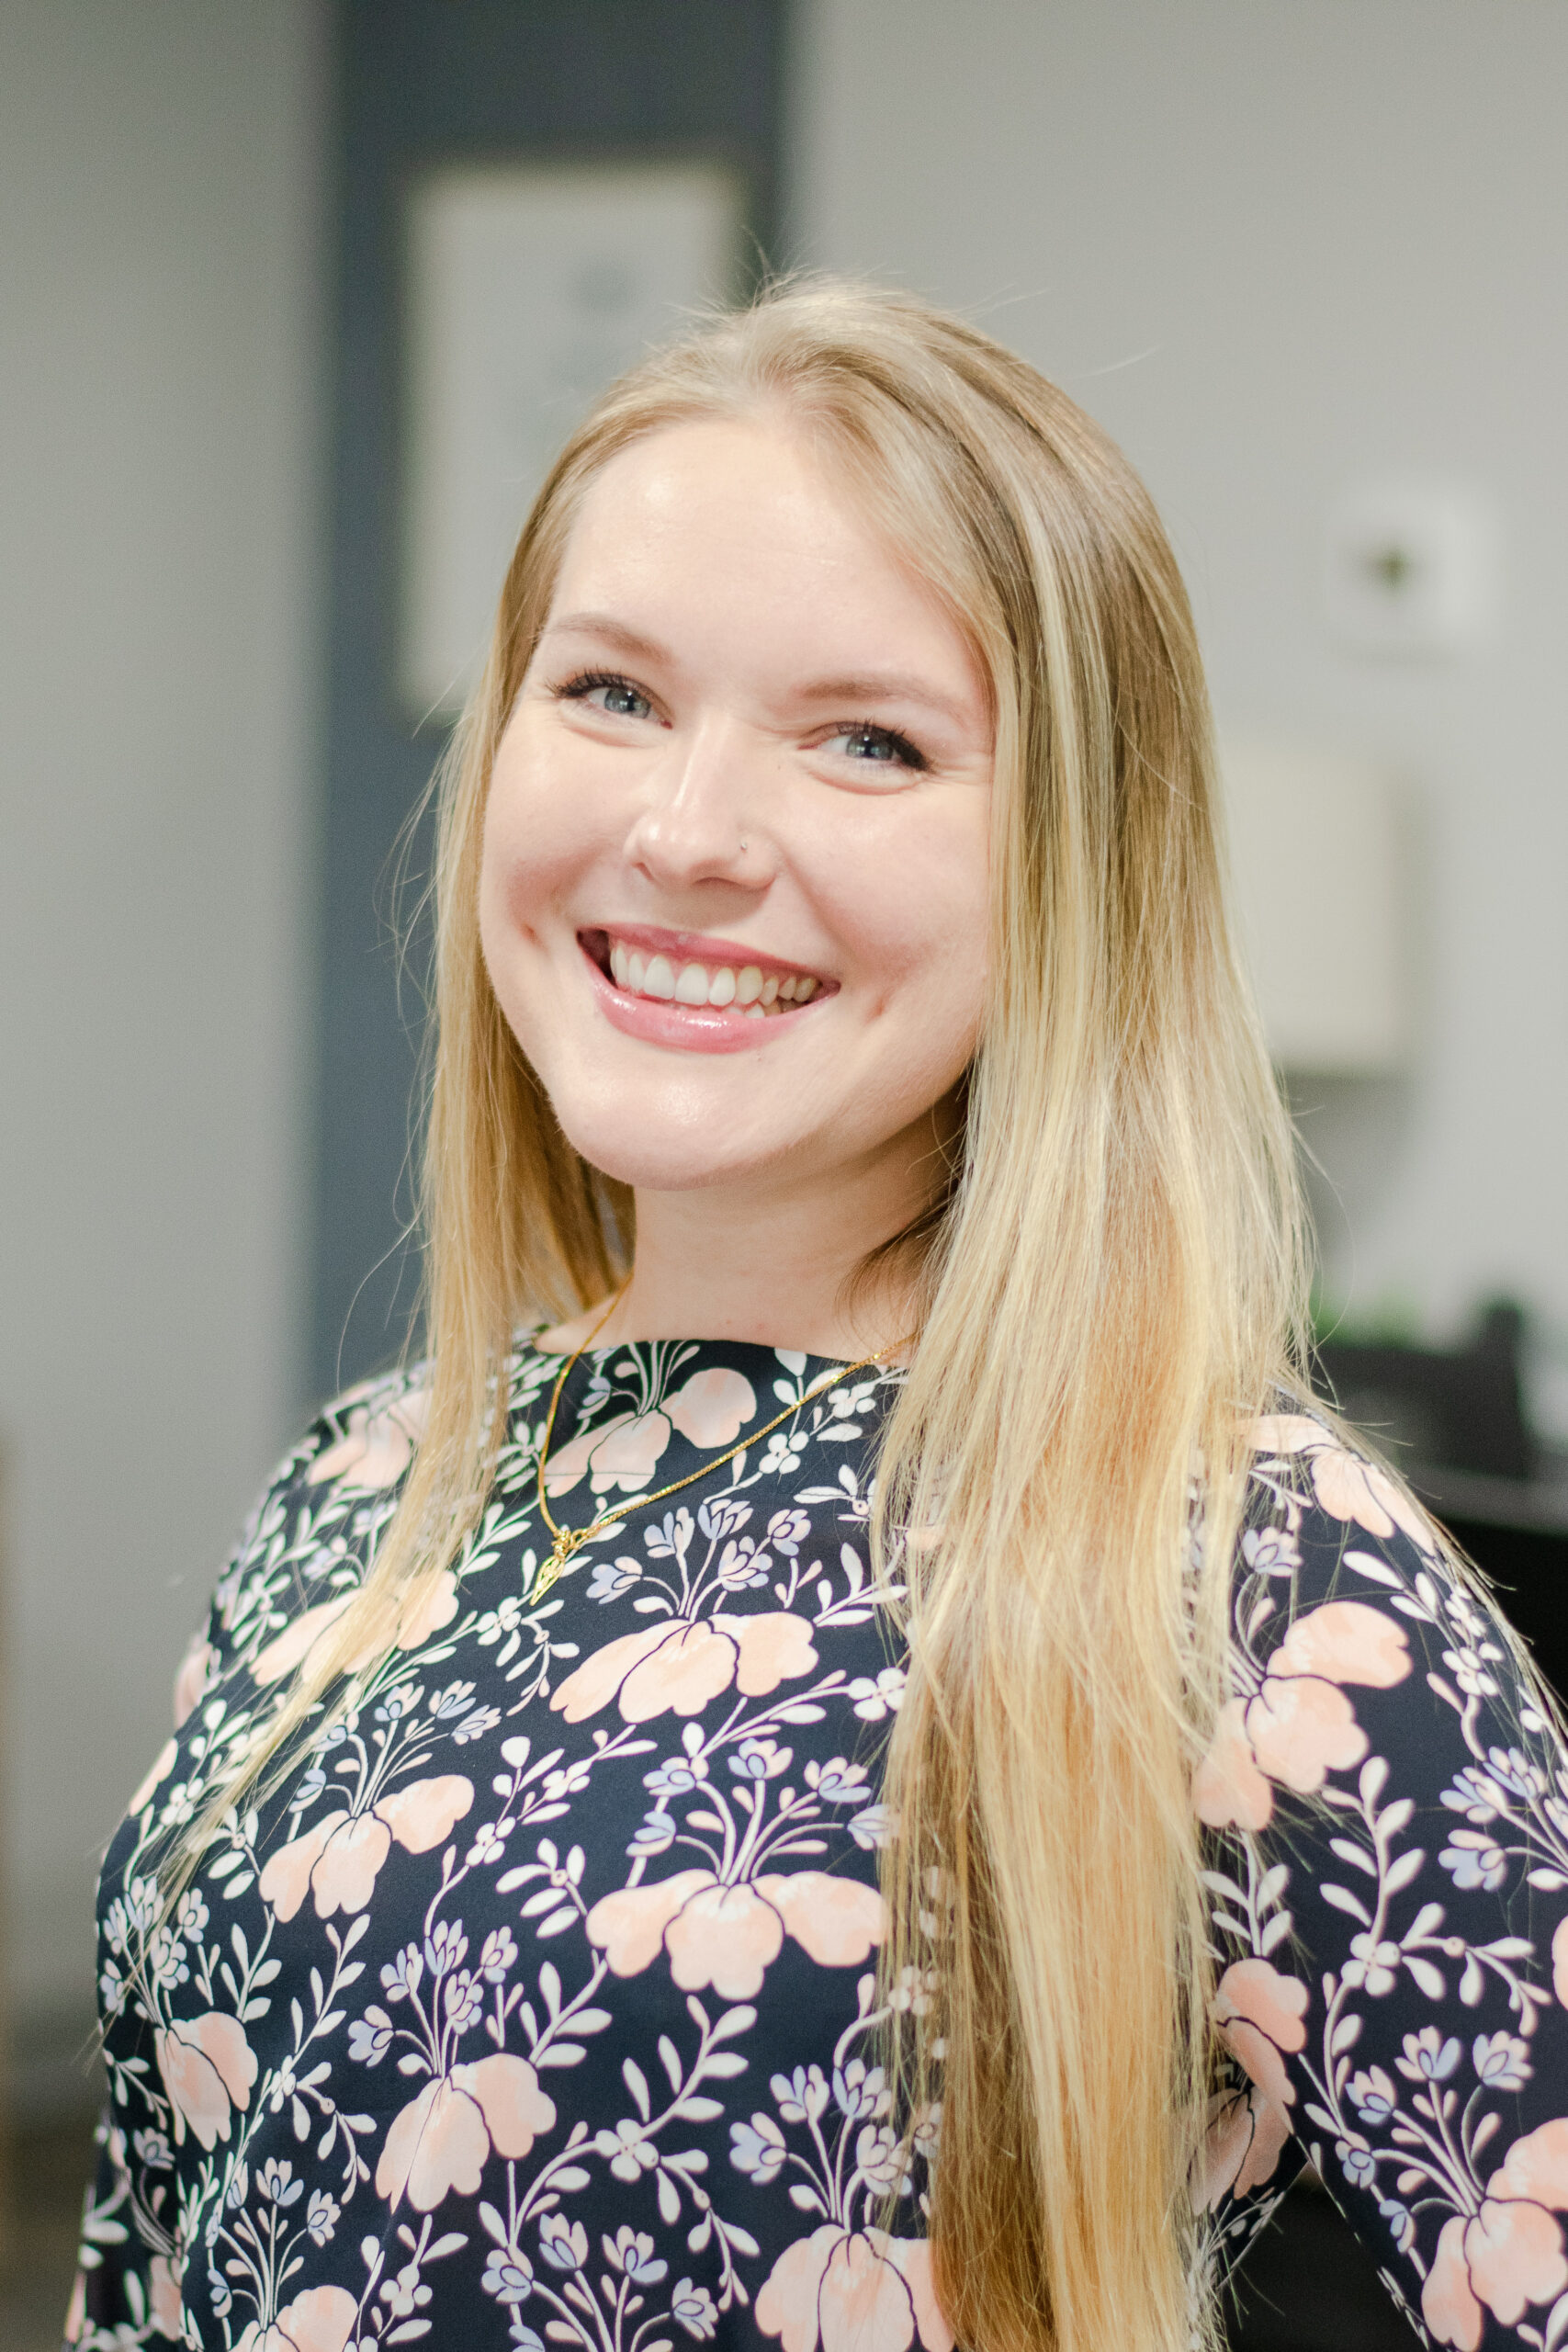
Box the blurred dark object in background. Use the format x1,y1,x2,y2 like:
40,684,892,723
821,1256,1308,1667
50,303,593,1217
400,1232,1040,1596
1315,1295,1568,1702
1316,1297,1535,1480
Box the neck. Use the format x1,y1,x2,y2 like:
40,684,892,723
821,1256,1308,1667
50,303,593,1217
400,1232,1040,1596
545,1131,939,1359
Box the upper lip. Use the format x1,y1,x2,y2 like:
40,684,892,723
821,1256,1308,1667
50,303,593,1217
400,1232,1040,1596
581,922,829,985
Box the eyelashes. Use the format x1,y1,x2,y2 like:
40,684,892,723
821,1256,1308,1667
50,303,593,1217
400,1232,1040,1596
553,669,654,720
548,668,929,774
820,722,928,773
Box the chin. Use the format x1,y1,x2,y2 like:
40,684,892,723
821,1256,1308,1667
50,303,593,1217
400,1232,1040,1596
542,1079,811,1197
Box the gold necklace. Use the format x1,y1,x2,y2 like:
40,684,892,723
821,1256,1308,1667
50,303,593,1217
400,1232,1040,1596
530,1295,909,1602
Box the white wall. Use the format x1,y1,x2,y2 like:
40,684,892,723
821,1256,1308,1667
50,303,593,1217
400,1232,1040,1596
0,0,322,2098
788,1,1568,1398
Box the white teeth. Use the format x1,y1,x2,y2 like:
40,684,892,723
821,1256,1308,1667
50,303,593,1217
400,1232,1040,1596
605,942,823,1015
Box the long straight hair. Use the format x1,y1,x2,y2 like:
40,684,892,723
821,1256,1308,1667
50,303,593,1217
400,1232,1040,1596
173,279,1309,2351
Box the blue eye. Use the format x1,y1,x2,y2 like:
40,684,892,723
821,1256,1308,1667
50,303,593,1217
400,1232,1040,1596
823,723,926,771
560,671,653,720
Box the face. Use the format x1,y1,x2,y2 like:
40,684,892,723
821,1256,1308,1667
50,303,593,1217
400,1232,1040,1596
479,417,994,1214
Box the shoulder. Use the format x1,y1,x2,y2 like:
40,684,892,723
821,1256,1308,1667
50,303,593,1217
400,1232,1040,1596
1200,1404,1548,1834
186,1360,434,1703
1236,1404,1452,1621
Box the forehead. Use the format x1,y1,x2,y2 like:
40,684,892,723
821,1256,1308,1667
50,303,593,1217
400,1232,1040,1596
548,417,981,693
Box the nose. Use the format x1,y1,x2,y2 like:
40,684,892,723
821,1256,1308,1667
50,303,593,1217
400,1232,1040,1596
621,711,762,891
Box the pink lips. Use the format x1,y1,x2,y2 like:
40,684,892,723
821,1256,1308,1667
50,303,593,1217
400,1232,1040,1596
578,928,832,1056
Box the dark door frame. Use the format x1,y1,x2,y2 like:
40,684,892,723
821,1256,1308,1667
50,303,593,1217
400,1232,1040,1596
311,0,787,1400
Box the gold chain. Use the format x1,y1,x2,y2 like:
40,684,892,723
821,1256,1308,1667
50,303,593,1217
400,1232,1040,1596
529,1295,909,1603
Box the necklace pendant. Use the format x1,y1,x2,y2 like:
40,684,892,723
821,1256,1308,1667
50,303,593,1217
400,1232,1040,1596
532,1524,584,1604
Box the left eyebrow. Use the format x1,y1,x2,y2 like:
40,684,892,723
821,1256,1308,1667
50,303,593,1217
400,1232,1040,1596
788,672,975,725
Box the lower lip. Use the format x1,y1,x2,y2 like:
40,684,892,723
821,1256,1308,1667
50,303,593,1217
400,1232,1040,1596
581,944,828,1056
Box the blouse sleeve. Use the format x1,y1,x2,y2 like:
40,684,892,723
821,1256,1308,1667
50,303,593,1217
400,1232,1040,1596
1197,1413,1568,2350
64,1368,426,2346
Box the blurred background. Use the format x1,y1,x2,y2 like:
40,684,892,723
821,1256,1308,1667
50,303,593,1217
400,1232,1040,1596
2,3,1564,2343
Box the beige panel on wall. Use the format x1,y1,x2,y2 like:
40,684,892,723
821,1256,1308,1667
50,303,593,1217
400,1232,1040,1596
1222,740,1412,1073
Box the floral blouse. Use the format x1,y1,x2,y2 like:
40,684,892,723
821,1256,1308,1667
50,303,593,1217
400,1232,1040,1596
67,1340,1568,2352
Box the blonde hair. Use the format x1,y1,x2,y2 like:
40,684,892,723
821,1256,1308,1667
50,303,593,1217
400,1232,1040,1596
175,280,1309,2351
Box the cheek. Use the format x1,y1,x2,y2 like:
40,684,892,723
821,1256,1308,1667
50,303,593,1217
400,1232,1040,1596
479,732,592,951
818,802,991,1035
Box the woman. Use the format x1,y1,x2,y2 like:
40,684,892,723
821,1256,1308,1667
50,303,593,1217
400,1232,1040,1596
72,280,1566,2352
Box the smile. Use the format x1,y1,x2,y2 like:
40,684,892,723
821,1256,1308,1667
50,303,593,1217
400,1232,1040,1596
578,927,833,1051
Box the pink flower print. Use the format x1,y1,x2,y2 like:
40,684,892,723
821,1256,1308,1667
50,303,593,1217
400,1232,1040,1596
665,1367,758,1447
1249,1413,1331,1458
253,1595,355,1688
545,1410,673,1499
587,1869,885,1998
129,1736,178,1815
1552,1917,1568,2006
1212,1959,1309,2115
173,1631,215,1728
148,2254,185,2339
1193,2082,1292,2211
756,2225,953,2352
389,1566,460,1650
1423,2117,1568,2347
252,1572,458,1690
375,2054,557,2211
1309,1447,1432,1545
233,2283,358,2352
259,1774,473,1922
308,1384,429,1490
1193,1600,1411,1830
155,2011,258,2151
552,1611,818,1724
1248,1414,1431,1545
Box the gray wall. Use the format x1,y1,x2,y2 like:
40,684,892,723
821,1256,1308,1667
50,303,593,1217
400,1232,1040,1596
790,0,1568,1416
0,0,323,2094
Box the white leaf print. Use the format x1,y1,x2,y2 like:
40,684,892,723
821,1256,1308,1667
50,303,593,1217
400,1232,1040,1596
1404,1957,1445,1997
1345,1550,1404,1589
1321,1883,1373,1925
1382,1849,1425,1895
625,2059,652,2122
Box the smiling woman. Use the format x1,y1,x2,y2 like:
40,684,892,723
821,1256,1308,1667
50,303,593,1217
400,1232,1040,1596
478,414,990,1299
73,281,1568,2352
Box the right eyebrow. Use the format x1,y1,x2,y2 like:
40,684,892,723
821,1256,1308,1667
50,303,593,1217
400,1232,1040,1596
536,613,673,666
